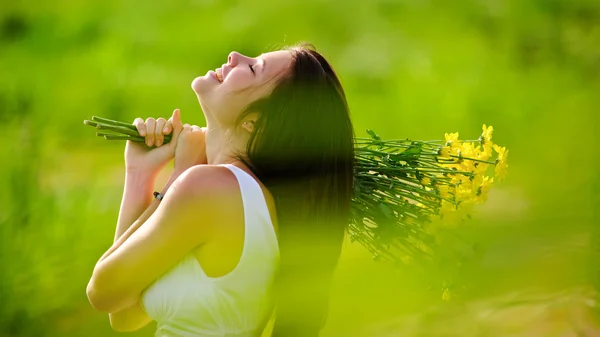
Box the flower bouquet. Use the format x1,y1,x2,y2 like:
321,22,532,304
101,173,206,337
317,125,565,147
351,126,508,268
84,117,509,273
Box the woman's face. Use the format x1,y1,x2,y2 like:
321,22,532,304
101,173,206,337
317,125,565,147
192,50,292,126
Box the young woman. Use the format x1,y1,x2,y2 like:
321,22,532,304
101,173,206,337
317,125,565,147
86,44,355,337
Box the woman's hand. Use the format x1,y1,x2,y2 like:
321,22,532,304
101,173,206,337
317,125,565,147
125,109,184,176
173,124,207,175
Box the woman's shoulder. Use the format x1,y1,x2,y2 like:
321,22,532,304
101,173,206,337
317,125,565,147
162,165,241,238
170,165,239,199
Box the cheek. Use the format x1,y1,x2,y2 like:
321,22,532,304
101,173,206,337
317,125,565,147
193,71,267,125
219,75,257,107
224,72,252,92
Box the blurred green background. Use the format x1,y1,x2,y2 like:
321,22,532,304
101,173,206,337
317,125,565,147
1,0,598,336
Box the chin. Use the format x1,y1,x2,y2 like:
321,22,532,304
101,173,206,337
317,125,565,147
191,74,213,95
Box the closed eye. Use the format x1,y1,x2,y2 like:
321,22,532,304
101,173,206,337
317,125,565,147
249,64,255,74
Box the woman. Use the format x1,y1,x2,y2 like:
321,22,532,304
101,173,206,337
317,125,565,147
86,44,355,337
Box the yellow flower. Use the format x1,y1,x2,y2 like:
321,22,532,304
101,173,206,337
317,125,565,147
458,157,475,173
445,132,459,143
461,142,476,157
473,161,489,175
493,144,508,161
421,177,431,186
437,184,452,199
493,144,509,182
474,176,494,203
450,143,476,173
496,162,508,181
455,185,474,204
451,174,471,189
471,174,484,189
438,146,452,158
476,144,492,161
444,132,461,148
481,124,494,144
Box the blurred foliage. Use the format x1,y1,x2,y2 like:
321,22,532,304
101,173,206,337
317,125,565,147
0,0,598,336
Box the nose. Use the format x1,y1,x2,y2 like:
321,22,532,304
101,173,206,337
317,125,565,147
228,51,251,67
227,52,240,67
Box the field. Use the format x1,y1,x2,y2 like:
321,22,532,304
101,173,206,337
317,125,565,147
1,0,598,336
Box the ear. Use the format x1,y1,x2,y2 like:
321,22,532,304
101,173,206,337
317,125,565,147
241,111,259,134
242,120,255,133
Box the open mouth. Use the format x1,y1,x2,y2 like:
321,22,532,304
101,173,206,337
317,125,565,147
215,68,223,83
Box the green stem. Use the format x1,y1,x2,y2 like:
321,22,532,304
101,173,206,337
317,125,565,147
103,135,144,141
83,120,100,128
95,123,141,137
448,155,495,165
92,116,137,130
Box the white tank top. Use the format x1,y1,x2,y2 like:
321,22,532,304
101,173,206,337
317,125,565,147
141,164,280,337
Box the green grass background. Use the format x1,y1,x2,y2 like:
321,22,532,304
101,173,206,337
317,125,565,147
0,0,598,335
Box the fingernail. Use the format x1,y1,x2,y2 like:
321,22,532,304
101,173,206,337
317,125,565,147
140,130,146,136
146,139,152,147
156,140,162,146
163,127,169,133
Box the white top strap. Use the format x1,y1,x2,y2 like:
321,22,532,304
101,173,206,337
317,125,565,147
221,163,279,266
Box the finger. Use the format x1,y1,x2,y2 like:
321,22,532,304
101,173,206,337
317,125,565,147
145,117,156,147
178,124,191,142
171,109,184,141
133,118,146,137
163,119,173,135
155,118,167,146
182,124,191,135
190,125,202,132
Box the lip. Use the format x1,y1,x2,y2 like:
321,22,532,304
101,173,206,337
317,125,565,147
208,70,220,83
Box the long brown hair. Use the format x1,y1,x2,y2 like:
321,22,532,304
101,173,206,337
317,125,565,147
237,44,355,336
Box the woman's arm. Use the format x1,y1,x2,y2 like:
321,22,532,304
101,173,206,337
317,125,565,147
88,117,208,330
107,171,154,332
109,301,152,332
106,169,183,331
86,165,226,313
105,115,177,331
114,171,155,241
113,111,182,240
103,170,181,263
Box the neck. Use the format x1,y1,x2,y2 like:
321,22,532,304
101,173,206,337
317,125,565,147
204,122,247,166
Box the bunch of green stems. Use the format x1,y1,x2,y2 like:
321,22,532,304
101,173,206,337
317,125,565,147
84,116,172,144
351,131,495,265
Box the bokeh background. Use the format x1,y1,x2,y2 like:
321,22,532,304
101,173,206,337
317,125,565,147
1,0,598,336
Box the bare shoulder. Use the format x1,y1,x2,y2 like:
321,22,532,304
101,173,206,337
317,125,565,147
169,165,239,199
160,165,241,241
